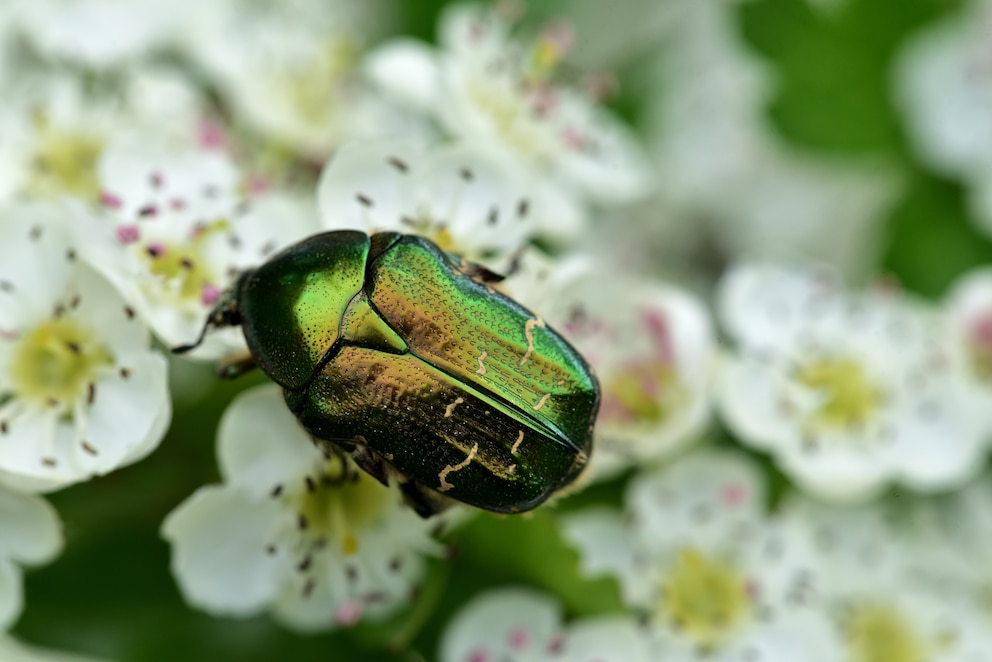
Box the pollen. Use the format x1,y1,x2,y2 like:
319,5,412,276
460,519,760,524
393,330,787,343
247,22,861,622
602,359,684,425
294,458,392,557
793,357,885,431
10,317,113,406
844,603,927,662
658,548,749,650
30,116,105,199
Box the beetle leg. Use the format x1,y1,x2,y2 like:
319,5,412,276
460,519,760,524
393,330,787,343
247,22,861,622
458,259,507,285
217,351,257,379
345,444,391,487
399,481,453,519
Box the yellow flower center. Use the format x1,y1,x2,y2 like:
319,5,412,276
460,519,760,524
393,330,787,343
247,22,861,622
10,317,113,406
142,220,229,304
794,358,884,431
845,603,928,662
30,115,105,200
603,360,684,425
659,548,749,650
468,77,549,163
295,458,393,555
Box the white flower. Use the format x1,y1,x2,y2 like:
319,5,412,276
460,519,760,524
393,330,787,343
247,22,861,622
7,0,184,69
896,476,992,634
895,0,992,234
161,385,441,632
318,139,547,267
365,4,651,228
643,0,896,276
563,451,837,661
717,262,989,502
0,485,61,630
0,636,108,662
0,204,170,491
944,267,992,403
506,256,714,480
0,69,206,204
780,498,992,662
81,140,318,358
439,588,651,662
183,0,407,159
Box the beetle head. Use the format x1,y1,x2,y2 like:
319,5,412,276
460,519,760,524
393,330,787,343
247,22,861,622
171,271,253,354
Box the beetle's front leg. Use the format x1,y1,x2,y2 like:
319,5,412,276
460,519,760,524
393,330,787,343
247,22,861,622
218,350,256,379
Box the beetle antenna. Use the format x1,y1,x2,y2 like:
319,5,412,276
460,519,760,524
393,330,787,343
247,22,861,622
172,317,213,354
171,278,246,354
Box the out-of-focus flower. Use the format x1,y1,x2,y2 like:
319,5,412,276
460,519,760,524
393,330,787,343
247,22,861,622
80,141,318,358
507,256,714,480
780,498,992,661
438,588,650,662
366,3,652,238
563,451,837,661
0,635,108,662
317,139,545,267
643,0,896,276
717,263,989,502
0,486,61,630
6,0,185,69
162,385,441,632
0,204,170,492
0,68,206,204
895,0,992,235
183,0,407,161
944,267,992,404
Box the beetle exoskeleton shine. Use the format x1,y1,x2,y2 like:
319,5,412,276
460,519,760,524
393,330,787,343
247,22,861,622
176,230,600,516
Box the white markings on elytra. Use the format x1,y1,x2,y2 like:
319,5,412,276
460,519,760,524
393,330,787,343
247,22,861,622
511,430,524,454
476,350,488,375
519,317,545,366
438,442,479,492
533,393,551,411
444,397,465,418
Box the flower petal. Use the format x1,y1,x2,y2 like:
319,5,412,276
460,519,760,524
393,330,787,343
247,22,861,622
161,485,287,615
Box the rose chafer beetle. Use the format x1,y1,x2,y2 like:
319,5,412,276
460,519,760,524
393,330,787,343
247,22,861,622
176,230,600,517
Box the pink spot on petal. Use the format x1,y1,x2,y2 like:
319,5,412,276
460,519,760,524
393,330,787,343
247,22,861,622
101,191,123,209
541,19,575,55
0,329,20,341
146,242,167,258
641,309,675,364
333,600,364,627
197,120,227,150
721,483,747,507
116,225,140,244
562,126,587,150
971,313,992,345
246,175,271,196
466,651,489,662
170,198,187,211
201,284,221,306
508,627,529,651
150,171,164,189
533,84,558,115
547,635,566,655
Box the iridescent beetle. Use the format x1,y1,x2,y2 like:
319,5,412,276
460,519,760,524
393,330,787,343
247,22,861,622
175,230,599,517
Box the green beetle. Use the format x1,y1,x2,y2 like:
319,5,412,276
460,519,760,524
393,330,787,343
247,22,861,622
176,230,599,517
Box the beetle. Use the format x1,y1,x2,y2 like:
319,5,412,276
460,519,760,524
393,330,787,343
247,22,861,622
175,230,600,517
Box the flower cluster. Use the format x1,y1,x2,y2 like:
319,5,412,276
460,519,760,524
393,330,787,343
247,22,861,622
0,0,990,659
